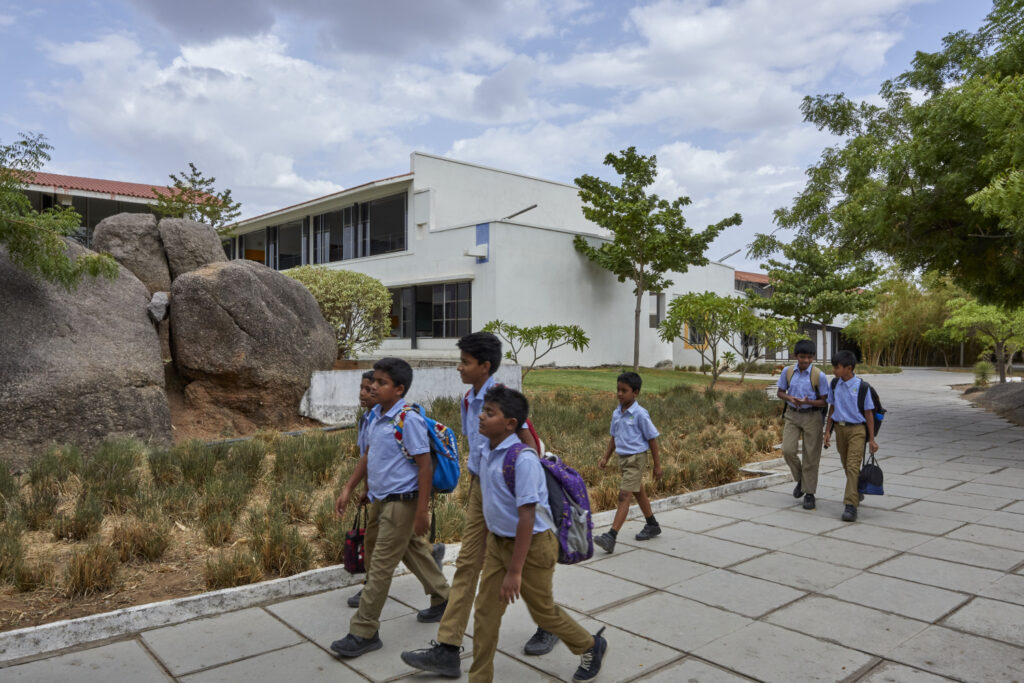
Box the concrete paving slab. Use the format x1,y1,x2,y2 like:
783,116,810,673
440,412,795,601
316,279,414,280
888,625,1024,681
973,471,1024,488
883,473,959,490
947,481,1024,501
140,608,302,676
764,595,929,657
694,621,875,682
705,520,811,550
652,507,734,533
565,617,684,683
979,573,1024,606
909,537,1024,571
634,657,748,682
597,593,750,652
879,483,945,500
930,461,1002,475
825,523,932,552
381,563,456,610
896,500,991,523
870,555,1003,594
0,640,171,682
824,574,968,623
665,568,804,618
266,589,414,651
585,548,713,589
179,642,338,683
857,510,965,536
947,523,1024,552
729,489,802,509
850,494,919,511
941,597,1024,647
321,612,449,681
1003,500,1024,515
779,535,898,570
857,661,954,683
732,552,860,592
906,468,975,482
454,649,561,682
754,508,848,534
686,498,775,520
551,564,651,614
600,521,693,553
647,530,767,568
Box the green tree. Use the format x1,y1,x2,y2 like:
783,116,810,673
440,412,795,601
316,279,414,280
726,310,799,382
153,162,241,232
775,0,1024,307
747,236,876,364
0,132,118,289
285,266,391,359
659,291,741,390
574,147,741,371
482,320,590,377
943,298,1024,383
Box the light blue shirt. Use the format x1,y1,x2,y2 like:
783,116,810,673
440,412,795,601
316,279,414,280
828,376,875,424
461,375,499,476
777,365,830,410
610,401,659,455
365,401,431,501
479,434,552,538
357,409,378,456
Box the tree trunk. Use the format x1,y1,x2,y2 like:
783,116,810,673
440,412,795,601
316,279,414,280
633,288,643,371
996,341,1007,383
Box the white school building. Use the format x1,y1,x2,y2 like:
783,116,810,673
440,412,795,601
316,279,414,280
226,153,751,368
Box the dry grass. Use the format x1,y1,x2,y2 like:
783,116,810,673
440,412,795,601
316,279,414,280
63,544,119,597
110,516,171,562
204,549,263,590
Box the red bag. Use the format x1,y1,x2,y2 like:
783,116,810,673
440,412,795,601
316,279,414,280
343,505,366,574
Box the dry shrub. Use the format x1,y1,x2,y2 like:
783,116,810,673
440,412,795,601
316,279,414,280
227,440,266,484
155,483,197,521
201,510,235,546
204,549,263,590
14,560,54,592
0,461,16,520
64,544,119,596
21,484,59,531
247,507,313,577
318,518,347,564
52,491,103,541
82,438,142,513
313,498,336,537
271,473,313,522
0,520,24,581
111,516,171,562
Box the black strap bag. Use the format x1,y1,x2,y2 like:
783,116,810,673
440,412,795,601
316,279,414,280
858,452,884,495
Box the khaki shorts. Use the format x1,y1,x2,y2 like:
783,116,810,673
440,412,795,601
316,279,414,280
617,451,648,492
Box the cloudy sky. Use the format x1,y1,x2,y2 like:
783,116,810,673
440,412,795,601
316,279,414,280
1,1,990,272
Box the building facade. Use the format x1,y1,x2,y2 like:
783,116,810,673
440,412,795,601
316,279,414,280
23,172,162,241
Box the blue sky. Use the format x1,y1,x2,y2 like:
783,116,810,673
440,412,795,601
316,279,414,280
0,1,991,272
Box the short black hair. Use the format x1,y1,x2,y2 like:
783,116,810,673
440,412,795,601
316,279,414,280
457,331,502,374
617,371,642,392
483,385,529,430
373,357,413,396
361,370,375,381
832,350,857,369
794,339,816,356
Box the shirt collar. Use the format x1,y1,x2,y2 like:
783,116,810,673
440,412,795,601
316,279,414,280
380,400,406,420
469,375,498,403
485,433,522,459
618,401,641,416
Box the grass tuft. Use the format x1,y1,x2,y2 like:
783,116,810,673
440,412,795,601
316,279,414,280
247,506,313,577
63,543,119,596
52,491,104,541
111,516,171,562
81,438,142,513
204,549,263,589
14,560,54,592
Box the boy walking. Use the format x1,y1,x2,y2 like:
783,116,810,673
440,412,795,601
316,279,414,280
594,372,662,553
469,386,607,682
823,350,879,523
402,332,553,678
777,340,829,510
330,358,451,657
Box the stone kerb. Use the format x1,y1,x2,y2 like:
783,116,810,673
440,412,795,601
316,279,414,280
299,364,524,424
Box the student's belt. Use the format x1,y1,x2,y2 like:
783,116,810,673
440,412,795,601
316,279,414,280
382,491,418,503
834,421,865,427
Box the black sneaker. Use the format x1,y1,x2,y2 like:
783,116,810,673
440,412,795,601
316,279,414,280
432,543,446,571
594,532,615,553
330,631,382,658
793,481,803,498
634,523,661,541
841,504,858,522
802,494,815,510
572,627,607,682
417,599,448,623
524,627,559,656
347,588,362,608
400,641,462,678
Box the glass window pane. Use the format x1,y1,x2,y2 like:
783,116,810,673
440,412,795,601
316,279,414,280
433,321,443,337
458,282,469,299
446,284,457,300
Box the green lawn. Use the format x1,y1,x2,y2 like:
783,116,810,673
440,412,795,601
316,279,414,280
523,367,761,394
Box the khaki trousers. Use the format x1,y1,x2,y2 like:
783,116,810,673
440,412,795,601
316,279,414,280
835,423,867,507
363,500,382,576
437,475,487,647
469,531,593,682
349,498,450,638
782,410,824,495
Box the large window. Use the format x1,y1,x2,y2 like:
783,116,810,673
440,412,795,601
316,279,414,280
241,230,265,263
433,282,471,338
313,193,406,264
268,219,304,270
387,282,471,339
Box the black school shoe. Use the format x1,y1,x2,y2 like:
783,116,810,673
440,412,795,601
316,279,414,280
330,631,382,658
417,599,448,623
524,627,559,656
400,641,462,678
793,481,803,498
432,543,446,571
803,494,815,510
635,523,661,541
594,532,616,553
572,627,607,682
841,504,858,522
347,588,362,608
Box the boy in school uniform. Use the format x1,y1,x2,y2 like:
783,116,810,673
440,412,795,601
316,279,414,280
777,340,830,510
402,332,553,678
594,372,662,553
330,358,451,658
469,386,607,683
823,350,879,523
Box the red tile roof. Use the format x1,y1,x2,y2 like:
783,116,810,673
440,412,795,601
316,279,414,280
26,171,169,200
735,270,771,285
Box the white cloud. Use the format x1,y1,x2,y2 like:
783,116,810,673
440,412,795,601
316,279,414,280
0,14,15,27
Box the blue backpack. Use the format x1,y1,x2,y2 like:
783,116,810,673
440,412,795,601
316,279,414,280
393,403,461,494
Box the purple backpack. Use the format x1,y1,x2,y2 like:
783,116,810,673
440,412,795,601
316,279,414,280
503,443,594,564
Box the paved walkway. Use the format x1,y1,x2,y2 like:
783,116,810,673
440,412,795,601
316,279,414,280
5,369,1024,682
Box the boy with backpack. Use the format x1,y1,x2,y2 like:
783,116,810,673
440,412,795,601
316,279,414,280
330,358,451,658
402,332,554,678
594,371,662,553
468,386,607,682
823,350,879,523
777,340,830,510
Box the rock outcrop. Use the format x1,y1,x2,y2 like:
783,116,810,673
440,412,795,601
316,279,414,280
170,260,336,424
0,242,171,467
975,382,1024,427
91,213,171,293
158,217,227,280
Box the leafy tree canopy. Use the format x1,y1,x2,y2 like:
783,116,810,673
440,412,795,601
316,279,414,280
659,291,741,389
575,146,741,370
482,320,590,377
153,162,241,232
285,266,391,359
0,132,118,290
943,297,1024,383
775,0,1024,307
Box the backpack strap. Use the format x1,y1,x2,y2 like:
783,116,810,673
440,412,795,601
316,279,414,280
857,382,868,413
782,364,796,390
393,402,421,460
809,366,822,399
502,443,535,495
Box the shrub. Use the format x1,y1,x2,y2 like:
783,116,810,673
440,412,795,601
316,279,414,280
0,460,16,520
974,360,994,387
52,491,103,541
148,448,182,487
0,520,24,582
201,510,235,546
198,472,251,522
111,516,171,562
21,484,59,530
313,498,337,537
155,483,197,521
14,560,54,592
81,438,142,513
318,517,347,564
271,473,313,522
247,507,313,577
174,440,224,488
28,446,81,489
204,549,263,590
273,434,339,487
227,440,266,484
64,543,119,596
